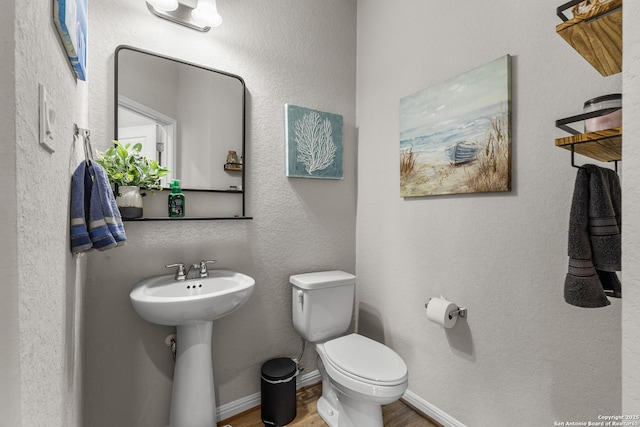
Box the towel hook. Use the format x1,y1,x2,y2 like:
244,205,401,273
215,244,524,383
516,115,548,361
75,124,93,166
571,145,618,174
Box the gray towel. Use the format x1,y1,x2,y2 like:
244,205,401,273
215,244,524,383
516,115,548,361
564,164,621,308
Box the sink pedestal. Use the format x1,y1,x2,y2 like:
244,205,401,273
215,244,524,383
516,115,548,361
129,270,255,426
170,321,216,427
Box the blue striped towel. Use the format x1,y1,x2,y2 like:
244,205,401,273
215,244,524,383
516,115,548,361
87,163,127,250
70,162,126,253
70,162,93,253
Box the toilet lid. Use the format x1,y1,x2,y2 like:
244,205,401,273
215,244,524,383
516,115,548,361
323,334,407,384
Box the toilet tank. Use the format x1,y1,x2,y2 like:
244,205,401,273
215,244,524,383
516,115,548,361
290,271,355,343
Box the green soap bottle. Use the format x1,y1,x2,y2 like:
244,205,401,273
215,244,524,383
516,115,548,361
168,179,185,218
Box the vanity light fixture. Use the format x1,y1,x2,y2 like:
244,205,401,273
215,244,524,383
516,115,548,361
146,0,222,32
192,0,223,27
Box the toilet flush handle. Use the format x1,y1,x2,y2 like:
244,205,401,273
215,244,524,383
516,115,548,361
297,290,304,308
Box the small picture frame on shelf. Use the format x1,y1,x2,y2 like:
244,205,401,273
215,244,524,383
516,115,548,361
224,150,242,172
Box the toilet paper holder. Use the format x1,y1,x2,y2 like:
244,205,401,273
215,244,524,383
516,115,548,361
425,298,467,319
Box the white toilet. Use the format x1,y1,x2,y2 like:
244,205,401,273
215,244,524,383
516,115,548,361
290,271,408,427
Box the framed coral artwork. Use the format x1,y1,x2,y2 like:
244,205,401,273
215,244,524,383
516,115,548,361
285,104,343,179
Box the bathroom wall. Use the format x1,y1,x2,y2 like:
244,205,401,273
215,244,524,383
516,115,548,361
0,1,20,425
623,1,640,415
85,1,357,426
356,1,623,426
5,1,88,426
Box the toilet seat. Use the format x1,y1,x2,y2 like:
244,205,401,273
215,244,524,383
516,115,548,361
322,334,407,386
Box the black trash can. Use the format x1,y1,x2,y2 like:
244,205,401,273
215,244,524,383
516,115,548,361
261,358,297,426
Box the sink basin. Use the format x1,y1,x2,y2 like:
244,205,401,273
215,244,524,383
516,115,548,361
130,269,255,426
130,269,255,326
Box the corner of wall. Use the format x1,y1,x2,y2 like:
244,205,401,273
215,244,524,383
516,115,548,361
622,0,640,415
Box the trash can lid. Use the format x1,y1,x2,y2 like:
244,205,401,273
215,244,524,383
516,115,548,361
261,358,296,381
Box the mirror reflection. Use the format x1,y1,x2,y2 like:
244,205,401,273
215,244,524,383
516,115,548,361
115,45,245,191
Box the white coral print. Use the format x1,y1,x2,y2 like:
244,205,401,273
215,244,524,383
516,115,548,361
294,111,337,174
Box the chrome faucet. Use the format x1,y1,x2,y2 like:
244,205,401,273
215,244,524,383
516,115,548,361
165,263,186,281
186,264,201,280
167,260,217,281
198,260,217,277
184,260,218,280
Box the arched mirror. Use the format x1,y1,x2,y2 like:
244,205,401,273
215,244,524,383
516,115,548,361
114,45,248,219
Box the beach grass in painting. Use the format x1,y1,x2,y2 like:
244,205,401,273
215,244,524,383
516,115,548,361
400,55,511,197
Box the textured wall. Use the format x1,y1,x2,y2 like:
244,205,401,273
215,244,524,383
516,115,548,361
0,1,20,425
12,1,87,426
356,1,623,425
623,1,640,415
85,1,356,426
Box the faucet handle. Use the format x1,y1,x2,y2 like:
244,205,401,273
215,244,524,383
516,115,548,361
199,260,217,277
165,263,186,281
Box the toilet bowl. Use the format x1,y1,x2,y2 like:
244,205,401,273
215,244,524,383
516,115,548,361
289,271,409,427
316,334,408,427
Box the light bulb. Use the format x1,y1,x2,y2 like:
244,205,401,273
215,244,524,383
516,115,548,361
191,0,223,27
147,0,179,12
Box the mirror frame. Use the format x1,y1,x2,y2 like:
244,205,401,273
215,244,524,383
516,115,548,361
114,45,249,219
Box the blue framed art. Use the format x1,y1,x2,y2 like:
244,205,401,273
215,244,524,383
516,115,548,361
285,104,344,179
53,0,88,81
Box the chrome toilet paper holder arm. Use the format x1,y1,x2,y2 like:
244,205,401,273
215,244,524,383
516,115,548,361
425,298,468,319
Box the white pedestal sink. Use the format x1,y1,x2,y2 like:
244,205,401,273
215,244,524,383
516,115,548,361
130,270,255,427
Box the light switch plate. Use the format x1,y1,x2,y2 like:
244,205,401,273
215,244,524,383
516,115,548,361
39,83,55,153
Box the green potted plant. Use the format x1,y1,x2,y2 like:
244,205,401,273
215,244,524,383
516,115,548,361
96,140,170,219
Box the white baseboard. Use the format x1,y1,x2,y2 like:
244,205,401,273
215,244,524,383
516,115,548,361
216,391,260,423
297,368,322,388
217,372,465,427
216,369,321,422
401,389,466,427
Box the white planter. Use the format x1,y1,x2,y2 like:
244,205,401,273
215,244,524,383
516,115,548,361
116,185,143,219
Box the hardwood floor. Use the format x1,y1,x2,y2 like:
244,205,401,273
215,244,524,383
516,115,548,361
218,383,440,427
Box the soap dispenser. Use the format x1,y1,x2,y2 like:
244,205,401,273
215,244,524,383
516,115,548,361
168,179,185,218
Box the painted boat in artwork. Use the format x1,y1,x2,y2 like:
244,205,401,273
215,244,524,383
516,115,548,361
444,141,478,165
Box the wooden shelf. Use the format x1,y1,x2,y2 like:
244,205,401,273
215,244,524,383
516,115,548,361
556,0,622,76
555,127,621,162
555,1,622,164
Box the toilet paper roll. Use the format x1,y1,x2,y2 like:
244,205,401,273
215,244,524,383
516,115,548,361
426,297,458,328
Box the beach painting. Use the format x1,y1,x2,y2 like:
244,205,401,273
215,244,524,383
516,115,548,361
400,55,511,197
